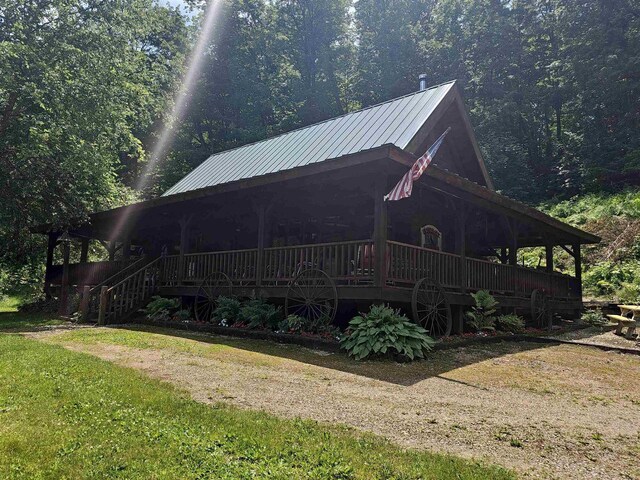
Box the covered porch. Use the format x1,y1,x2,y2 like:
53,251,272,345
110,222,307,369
38,145,597,327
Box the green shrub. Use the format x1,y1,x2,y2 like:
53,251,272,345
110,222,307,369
172,309,192,322
142,296,180,321
277,313,340,337
240,298,283,330
583,261,640,297
495,314,525,333
340,304,434,361
617,282,640,304
466,290,498,332
212,296,242,325
581,308,607,327
278,314,307,333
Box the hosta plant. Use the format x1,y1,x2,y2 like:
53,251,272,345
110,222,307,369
340,305,434,361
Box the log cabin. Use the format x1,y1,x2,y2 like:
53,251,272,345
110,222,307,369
33,78,599,336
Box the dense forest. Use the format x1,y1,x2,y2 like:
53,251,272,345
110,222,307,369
1,0,639,298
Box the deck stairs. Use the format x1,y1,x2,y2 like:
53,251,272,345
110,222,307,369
94,256,165,324
78,256,151,320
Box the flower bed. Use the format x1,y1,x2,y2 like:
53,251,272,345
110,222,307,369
134,317,343,352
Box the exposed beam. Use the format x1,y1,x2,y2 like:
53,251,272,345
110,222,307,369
456,200,467,293
388,147,599,244
559,244,576,257
58,240,70,315
44,232,57,298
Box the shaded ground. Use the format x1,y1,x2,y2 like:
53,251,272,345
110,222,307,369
31,325,640,480
0,300,67,331
550,326,640,353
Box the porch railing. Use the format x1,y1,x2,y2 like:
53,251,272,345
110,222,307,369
181,248,259,285
96,239,580,321
466,257,514,293
263,240,375,285
161,240,578,298
386,240,461,288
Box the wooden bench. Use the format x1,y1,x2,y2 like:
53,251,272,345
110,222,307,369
606,314,637,338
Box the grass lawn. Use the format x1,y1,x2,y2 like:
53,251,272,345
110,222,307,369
37,325,640,479
0,332,514,479
0,297,66,330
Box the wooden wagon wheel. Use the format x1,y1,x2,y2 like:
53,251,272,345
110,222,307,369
285,269,338,323
412,277,452,338
194,271,232,322
531,289,551,329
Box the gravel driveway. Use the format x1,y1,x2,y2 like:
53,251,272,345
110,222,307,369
32,326,640,479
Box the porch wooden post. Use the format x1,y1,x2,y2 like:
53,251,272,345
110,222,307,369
255,204,267,287
573,243,582,298
79,285,91,320
453,202,467,334
58,240,70,315
80,238,89,263
44,232,57,298
456,201,467,293
508,220,518,266
97,286,108,325
373,174,388,288
178,215,193,282
545,245,554,273
108,241,116,262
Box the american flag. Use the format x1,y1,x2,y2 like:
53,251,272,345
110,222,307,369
384,127,451,202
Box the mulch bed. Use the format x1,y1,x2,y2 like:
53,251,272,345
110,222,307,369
127,318,566,353
120,318,640,357
133,317,344,352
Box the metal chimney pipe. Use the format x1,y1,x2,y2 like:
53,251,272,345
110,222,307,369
419,74,428,91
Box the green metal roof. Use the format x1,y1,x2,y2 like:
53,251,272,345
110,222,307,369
164,81,456,196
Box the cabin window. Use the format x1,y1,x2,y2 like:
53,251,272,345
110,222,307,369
420,225,442,251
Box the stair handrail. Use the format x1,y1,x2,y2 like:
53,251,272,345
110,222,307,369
79,256,152,320
98,256,165,325
89,255,150,294
106,256,163,293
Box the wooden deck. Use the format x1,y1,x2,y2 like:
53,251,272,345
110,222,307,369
58,239,581,324
157,240,579,299
56,239,579,297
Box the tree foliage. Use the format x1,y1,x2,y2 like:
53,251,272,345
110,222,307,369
0,0,187,291
160,0,640,200
2,0,640,295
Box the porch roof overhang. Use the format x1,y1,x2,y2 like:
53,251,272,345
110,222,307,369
387,147,600,245
31,144,599,245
